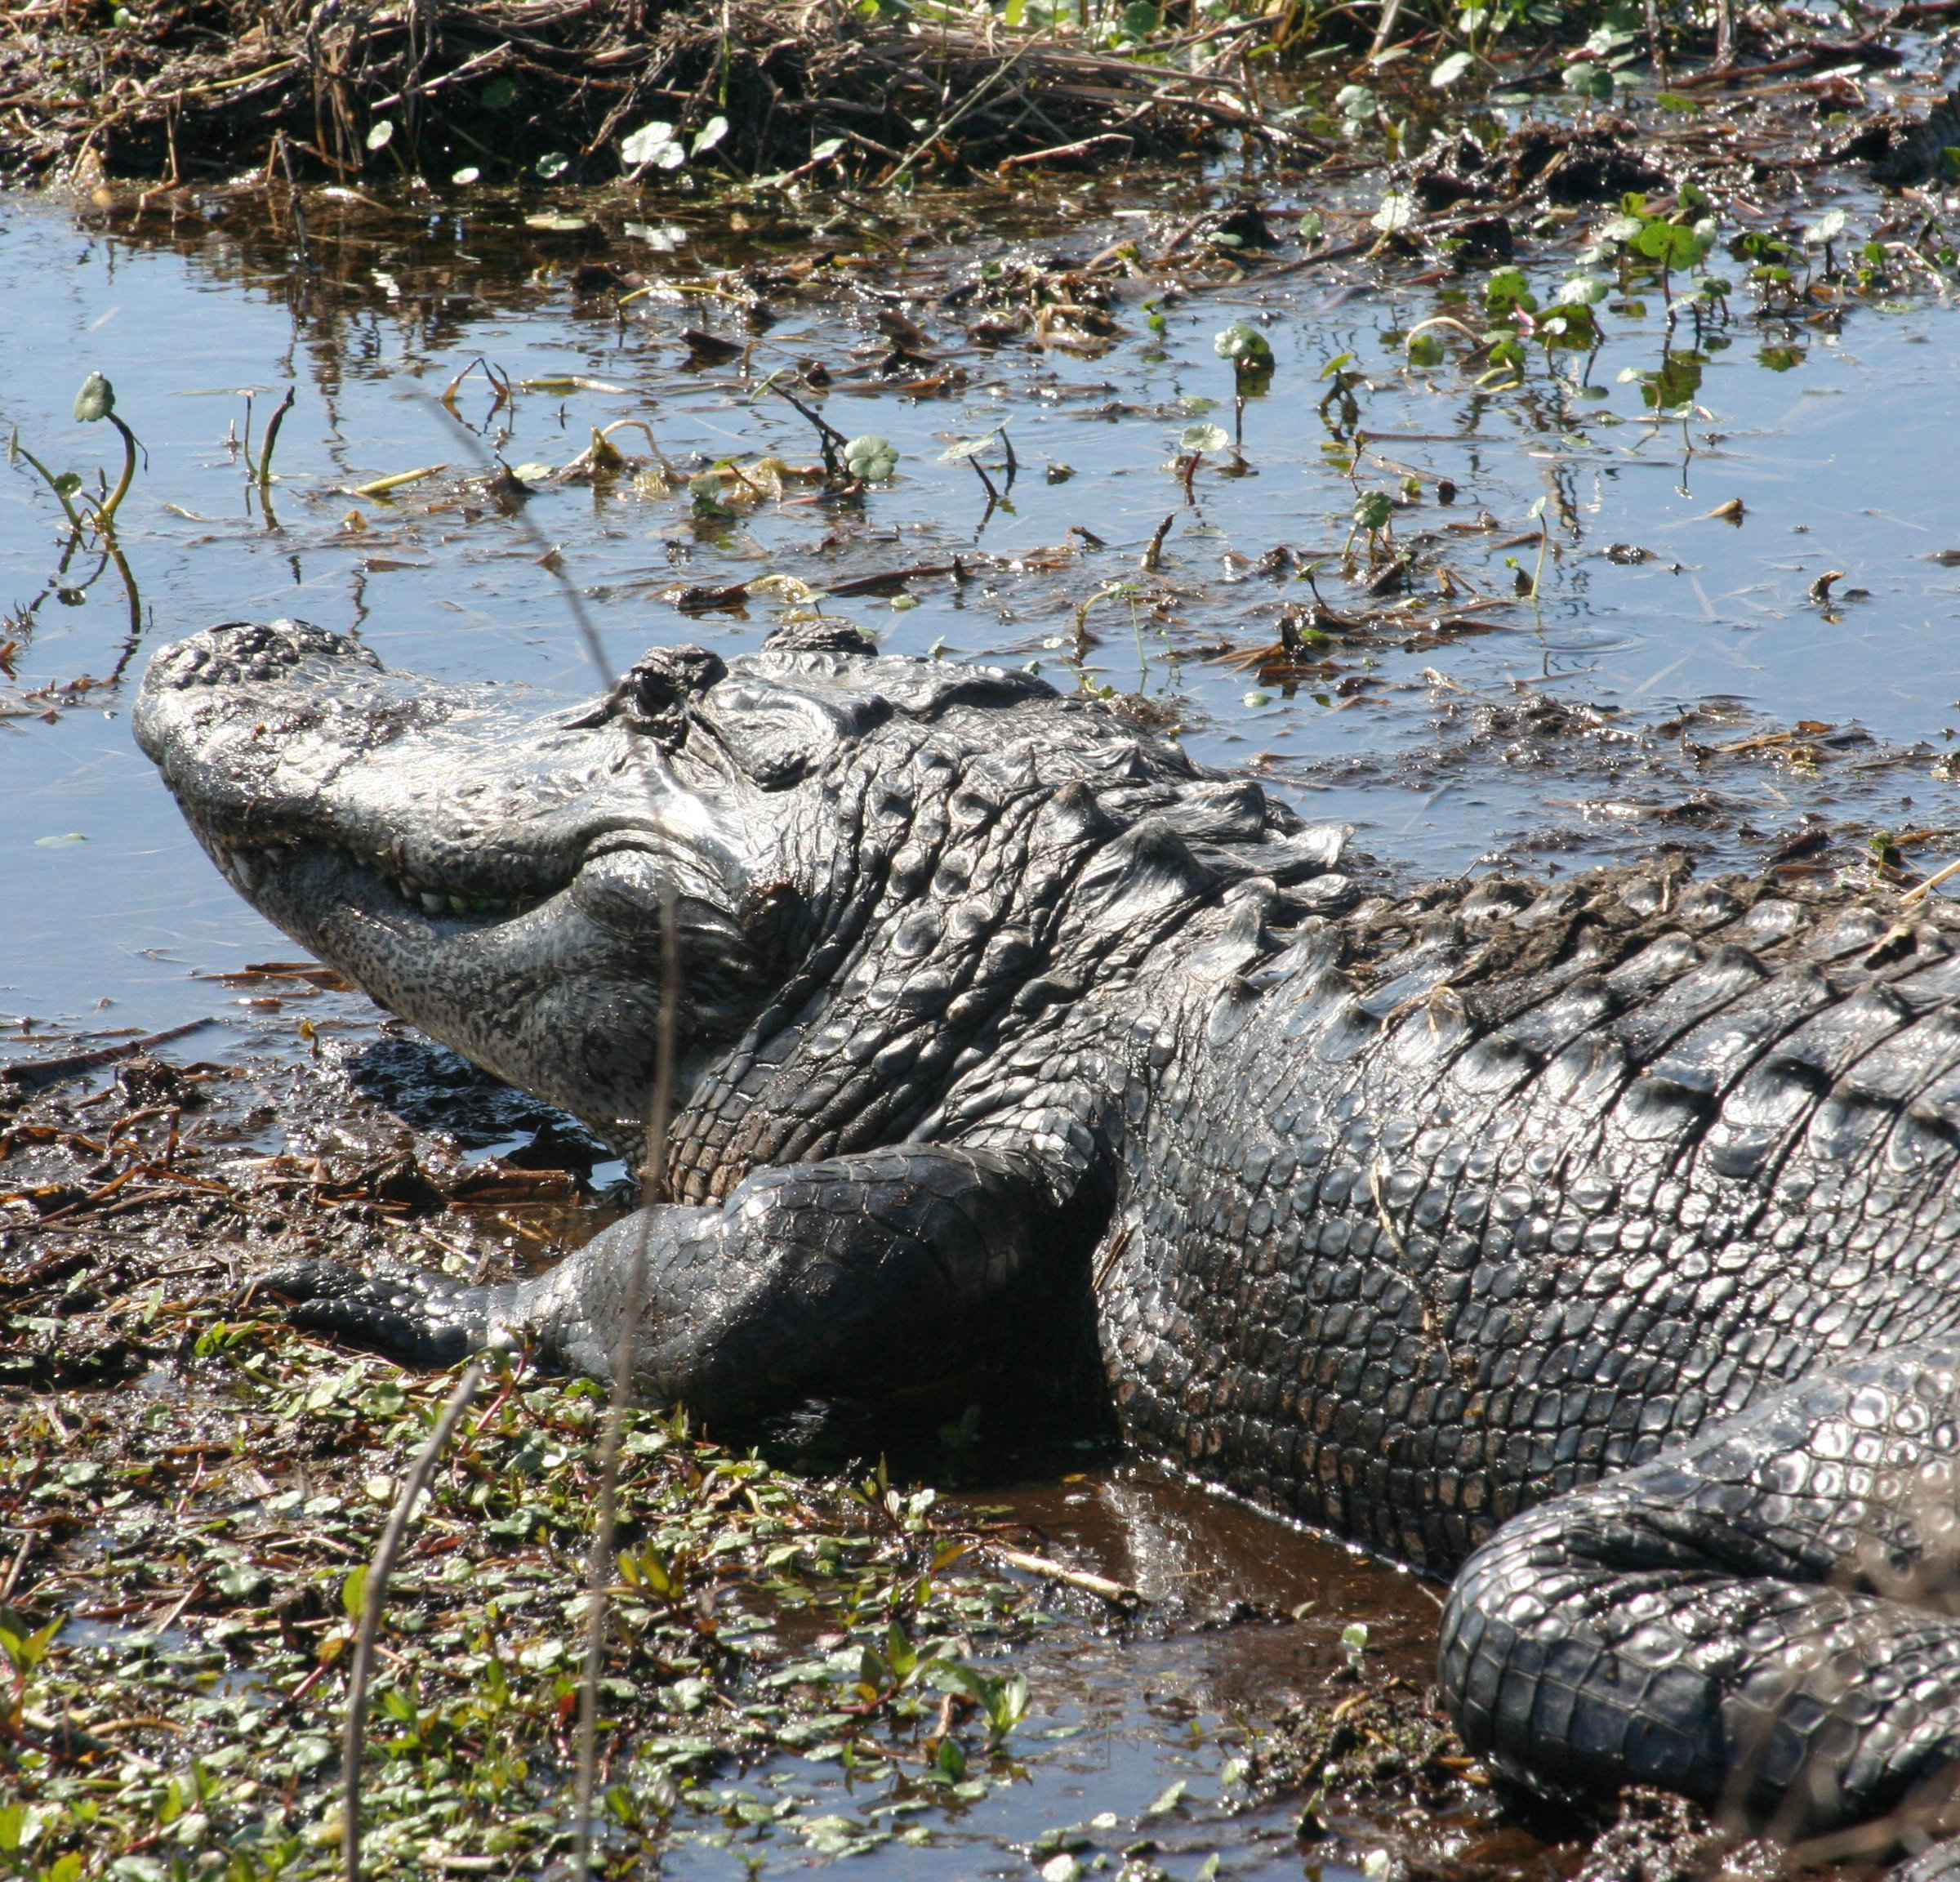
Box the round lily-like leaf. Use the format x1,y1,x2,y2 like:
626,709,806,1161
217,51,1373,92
1353,490,1395,533
1431,51,1473,87
1213,323,1275,372
844,435,899,482
621,122,679,167
1179,422,1230,455
366,119,394,152
1370,190,1416,234
74,372,115,423
1405,330,1446,367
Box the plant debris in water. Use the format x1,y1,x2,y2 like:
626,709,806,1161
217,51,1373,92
0,1042,1583,1882
0,1051,1103,1875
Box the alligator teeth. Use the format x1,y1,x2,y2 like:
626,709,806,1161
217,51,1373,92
242,838,533,921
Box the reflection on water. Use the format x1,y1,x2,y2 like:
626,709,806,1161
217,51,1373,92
666,1458,1457,1881
3,162,1957,1046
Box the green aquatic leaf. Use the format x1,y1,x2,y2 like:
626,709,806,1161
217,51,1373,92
73,372,115,423
621,122,680,167
1214,322,1276,372
1371,190,1416,233
1430,51,1473,87
1179,422,1230,455
1484,266,1536,315
844,435,899,481
1352,491,1394,533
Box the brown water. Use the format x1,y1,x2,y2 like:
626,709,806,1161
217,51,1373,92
660,1457,1459,1881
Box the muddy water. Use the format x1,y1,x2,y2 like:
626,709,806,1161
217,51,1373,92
661,1460,1454,1881
1,123,1957,1872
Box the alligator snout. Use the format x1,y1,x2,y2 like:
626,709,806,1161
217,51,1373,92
144,617,381,693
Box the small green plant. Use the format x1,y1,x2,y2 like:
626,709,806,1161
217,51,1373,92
942,1662,1030,1746
621,115,729,174
1174,421,1232,497
1334,83,1378,137
71,372,145,533
1317,354,1366,435
1347,488,1397,564
1214,322,1276,384
1597,193,1717,303
843,435,899,484
7,430,85,531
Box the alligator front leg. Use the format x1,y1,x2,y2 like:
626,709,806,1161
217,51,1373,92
267,1144,1077,1421
1440,1345,1960,1844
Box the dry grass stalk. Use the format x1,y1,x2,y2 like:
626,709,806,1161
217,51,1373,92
342,1359,485,1882
571,887,680,1875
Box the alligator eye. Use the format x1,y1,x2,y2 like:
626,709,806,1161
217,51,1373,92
610,644,728,743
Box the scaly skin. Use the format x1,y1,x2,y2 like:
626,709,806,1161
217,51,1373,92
138,618,1960,1849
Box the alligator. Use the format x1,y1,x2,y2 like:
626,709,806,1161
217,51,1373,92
137,617,1960,1857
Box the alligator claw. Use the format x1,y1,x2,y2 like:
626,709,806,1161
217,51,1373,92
260,1260,489,1366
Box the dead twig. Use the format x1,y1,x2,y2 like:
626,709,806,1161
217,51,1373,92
343,1364,484,1882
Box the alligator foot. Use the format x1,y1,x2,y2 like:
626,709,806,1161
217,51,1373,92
1441,1343,1960,1839
260,1260,496,1366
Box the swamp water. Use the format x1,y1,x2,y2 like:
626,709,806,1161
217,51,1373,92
1,120,1957,1874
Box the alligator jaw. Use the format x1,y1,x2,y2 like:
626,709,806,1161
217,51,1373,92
135,618,764,1139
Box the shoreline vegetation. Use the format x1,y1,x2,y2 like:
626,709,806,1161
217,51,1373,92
0,0,1954,190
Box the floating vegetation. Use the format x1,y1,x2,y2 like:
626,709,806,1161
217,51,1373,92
0,1059,1081,1880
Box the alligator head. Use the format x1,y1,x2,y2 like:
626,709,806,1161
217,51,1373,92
138,617,1339,1166
134,618,857,1143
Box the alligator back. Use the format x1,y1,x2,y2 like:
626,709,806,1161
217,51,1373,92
1100,858,1960,1572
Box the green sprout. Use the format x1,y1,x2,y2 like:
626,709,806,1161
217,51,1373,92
1214,322,1276,382
73,372,143,533
1348,488,1397,564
